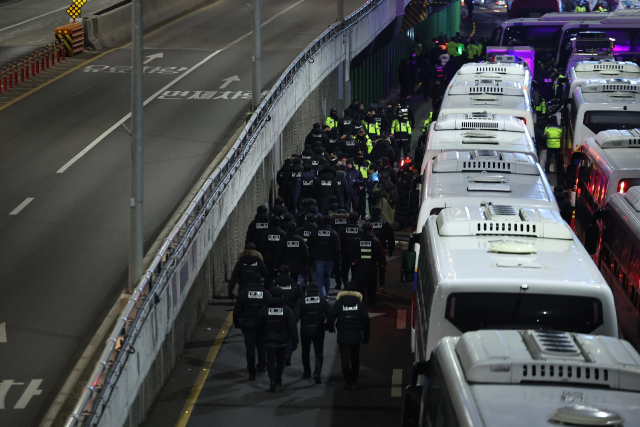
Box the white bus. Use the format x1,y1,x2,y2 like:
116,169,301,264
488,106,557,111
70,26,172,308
439,83,536,135
401,204,618,360
418,150,556,220
421,112,537,172
566,80,640,158
402,329,640,427
566,59,640,99
449,62,533,95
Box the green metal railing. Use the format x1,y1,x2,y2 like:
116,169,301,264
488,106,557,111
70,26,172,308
351,0,460,107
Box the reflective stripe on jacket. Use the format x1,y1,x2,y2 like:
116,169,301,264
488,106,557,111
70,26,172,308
545,126,562,149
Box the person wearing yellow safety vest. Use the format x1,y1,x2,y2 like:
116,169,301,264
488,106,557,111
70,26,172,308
467,38,480,63
535,97,546,115
544,116,565,182
355,128,374,157
325,107,340,141
552,72,565,99
575,3,587,11
364,112,380,141
354,153,370,218
422,111,433,135
446,37,459,57
392,113,413,159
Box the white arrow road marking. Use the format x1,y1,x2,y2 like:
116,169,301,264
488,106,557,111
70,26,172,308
143,52,164,64
219,75,240,89
9,198,34,215
0,322,6,343
56,0,306,173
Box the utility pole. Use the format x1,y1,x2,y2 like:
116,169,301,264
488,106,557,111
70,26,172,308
129,0,144,294
338,0,344,22
252,0,262,112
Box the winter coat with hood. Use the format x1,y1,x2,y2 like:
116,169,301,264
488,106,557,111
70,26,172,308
370,207,396,253
256,297,299,347
370,139,396,165
305,126,329,148
327,290,370,345
233,283,271,332
297,170,317,204
259,226,286,266
395,170,415,224
228,250,268,294
314,168,343,213
274,231,309,276
345,167,363,195
295,220,318,243
330,210,350,234
350,233,386,281
273,274,303,311
296,204,321,227
307,223,341,264
334,169,350,203
295,288,330,337
270,205,295,228
246,212,270,247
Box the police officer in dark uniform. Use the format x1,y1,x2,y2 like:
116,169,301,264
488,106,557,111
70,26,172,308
270,197,296,228
297,164,317,207
327,281,370,391
294,282,330,383
228,242,268,297
304,122,329,148
337,213,360,290
233,273,271,380
370,206,395,290
245,205,270,248
301,144,314,167
273,264,303,366
274,222,309,288
277,158,292,197
295,213,318,244
338,133,359,159
284,157,304,212
256,287,299,392
339,110,355,137
350,223,386,305
259,217,286,287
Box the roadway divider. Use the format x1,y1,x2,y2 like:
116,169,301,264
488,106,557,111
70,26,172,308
64,1,411,426
83,0,210,49
0,42,66,94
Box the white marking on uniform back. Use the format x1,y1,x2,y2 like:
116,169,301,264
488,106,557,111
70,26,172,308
305,296,320,304
268,308,284,315
343,305,358,311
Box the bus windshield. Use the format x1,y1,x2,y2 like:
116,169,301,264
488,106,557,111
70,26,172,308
502,25,562,50
583,111,640,134
446,292,604,333
560,27,636,65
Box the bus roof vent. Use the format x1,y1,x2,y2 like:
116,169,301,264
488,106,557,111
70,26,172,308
434,113,525,132
436,206,573,239
624,186,640,212
594,129,640,148
432,151,538,174
581,80,640,93
454,330,640,391
575,60,639,73
458,63,526,75
449,81,524,96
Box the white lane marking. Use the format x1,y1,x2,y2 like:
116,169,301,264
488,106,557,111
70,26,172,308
397,310,407,329
220,75,240,89
0,6,68,32
391,369,403,397
0,380,24,409
9,198,34,215
14,379,43,409
369,312,385,318
143,52,164,64
56,0,306,174
0,322,6,343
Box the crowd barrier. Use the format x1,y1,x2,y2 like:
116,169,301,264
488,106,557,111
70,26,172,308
0,42,66,94
64,0,404,426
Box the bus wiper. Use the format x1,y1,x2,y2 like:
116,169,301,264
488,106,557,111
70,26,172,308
510,284,529,319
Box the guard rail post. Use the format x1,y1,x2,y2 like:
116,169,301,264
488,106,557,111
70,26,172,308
4,64,11,89
20,57,25,82
35,50,40,74
41,47,46,70
0,66,3,94
30,53,35,76
45,44,50,68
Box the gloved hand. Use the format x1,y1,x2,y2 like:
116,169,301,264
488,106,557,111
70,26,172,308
292,342,298,351
234,322,241,329
363,338,369,345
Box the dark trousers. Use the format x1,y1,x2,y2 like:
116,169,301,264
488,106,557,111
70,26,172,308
400,142,411,159
545,147,565,183
301,330,325,376
244,331,266,375
356,272,378,304
358,189,367,219
340,258,354,285
346,193,359,212
266,345,286,383
339,343,361,384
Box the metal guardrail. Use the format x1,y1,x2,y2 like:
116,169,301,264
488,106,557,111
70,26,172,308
64,1,386,426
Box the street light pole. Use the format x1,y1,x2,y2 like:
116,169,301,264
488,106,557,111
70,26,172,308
129,0,144,294
252,0,262,112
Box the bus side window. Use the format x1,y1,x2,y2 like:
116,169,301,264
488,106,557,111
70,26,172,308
612,222,627,277
426,358,460,427
601,208,616,266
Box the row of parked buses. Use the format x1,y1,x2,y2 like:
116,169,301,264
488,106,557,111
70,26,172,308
400,60,640,427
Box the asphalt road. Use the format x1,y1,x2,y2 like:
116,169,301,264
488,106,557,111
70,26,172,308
142,257,413,427
0,1,364,426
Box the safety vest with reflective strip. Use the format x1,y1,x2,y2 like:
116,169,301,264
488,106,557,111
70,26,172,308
326,116,338,130
392,120,412,135
422,112,433,133
535,98,546,114
553,75,565,92
545,126,562,149
446,41,459,56
365,121,380,138
467,44,480,59
575,5,586,11
357,135,373,154
357,164,368,179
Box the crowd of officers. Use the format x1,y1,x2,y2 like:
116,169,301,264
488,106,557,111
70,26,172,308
228,100,424,392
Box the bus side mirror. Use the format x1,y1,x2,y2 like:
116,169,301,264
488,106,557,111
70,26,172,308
585,224,599,255
401,250,416,283
401,362,430,427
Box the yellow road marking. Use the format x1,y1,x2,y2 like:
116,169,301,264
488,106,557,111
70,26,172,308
175,312,233,427
0,49,115,112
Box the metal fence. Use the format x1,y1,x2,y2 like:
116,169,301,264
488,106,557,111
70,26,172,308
63,1,391,426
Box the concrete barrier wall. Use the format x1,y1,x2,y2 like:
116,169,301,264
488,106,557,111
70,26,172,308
83,0,210,49
77,2,402,426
